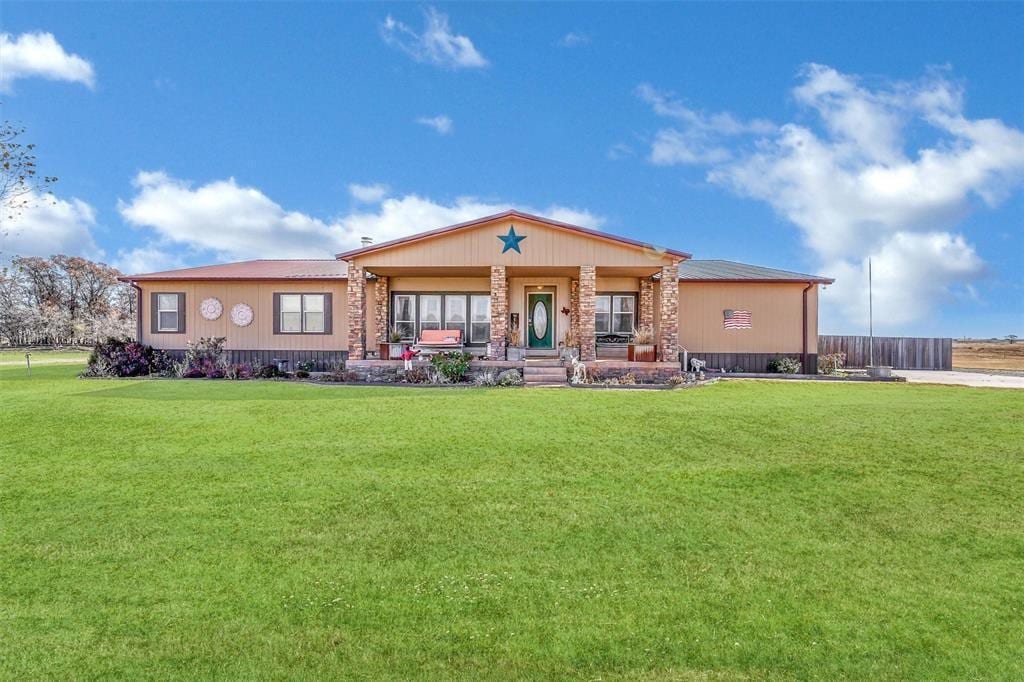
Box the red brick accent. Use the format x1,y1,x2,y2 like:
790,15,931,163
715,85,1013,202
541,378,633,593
374,275,388,348
658,264,679,361
639,277,654,335
578,265,597,361
489,265,508,358
346,263,366,360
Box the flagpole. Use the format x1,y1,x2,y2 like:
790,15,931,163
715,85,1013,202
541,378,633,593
868,258,874,367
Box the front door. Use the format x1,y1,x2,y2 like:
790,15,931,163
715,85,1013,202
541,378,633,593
526,292,554,349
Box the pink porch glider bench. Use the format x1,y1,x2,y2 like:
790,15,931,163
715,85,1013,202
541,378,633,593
413,329,464,355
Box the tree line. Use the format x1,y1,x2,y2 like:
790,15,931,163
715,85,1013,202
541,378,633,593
0,255,135,347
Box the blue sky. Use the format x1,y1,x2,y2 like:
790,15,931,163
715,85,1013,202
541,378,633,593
2,2,1022,337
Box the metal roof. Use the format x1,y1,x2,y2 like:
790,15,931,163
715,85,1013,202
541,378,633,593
118,259,348,281
677,260,833,283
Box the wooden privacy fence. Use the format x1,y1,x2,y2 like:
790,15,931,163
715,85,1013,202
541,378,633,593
818,335,952,370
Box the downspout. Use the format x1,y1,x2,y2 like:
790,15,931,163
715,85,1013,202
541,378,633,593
130,281,143,342
801,282,813,372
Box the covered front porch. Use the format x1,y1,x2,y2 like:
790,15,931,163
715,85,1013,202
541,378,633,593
344,263,680,363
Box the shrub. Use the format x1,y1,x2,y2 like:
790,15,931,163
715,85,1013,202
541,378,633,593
767,356,802,374
297,360,315,373
496,369,523,386
667,374,686,387
82,338,172,378
181,337,228,378
474,370,498,386
403,367,430,384
321,367,359,382
258,363,284,379
620,372,637,385
224,363,253,380
429,351,472,383
295,369,310,379
819,352,847,375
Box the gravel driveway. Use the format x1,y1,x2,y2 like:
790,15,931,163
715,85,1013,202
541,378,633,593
896,369,1024,389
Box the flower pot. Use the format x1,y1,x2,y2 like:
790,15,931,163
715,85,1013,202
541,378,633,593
628,343,657,362
507,346,525,361
388,343,406,360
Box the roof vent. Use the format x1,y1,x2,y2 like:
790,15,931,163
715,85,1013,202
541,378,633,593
360,236,373,247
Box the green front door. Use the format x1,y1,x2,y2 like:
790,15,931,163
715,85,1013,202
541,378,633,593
526,292,554,349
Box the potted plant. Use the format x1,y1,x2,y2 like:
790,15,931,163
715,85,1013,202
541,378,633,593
385,328,407,360
559,329,579,362
506,326,525,361
627,327,657,362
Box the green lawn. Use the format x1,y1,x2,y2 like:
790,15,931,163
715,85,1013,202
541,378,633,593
2,360,1022,680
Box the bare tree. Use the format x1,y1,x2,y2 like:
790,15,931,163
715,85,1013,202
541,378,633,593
1,119,58,228
0,255,133,346
1008,334,1018,345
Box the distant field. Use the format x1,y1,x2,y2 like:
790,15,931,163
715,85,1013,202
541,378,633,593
0,348,91,366
953,340,1024,371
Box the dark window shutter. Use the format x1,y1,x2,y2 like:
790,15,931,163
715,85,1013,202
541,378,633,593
272,293,281,334
150,292,158,334
177,292,186,334
323,293,333,334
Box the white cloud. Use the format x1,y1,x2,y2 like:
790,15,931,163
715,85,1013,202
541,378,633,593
117,170,603,269
607,143,636,161
381,8,488,69
558,32,590,48
348,183,390,204
636,83,775,165
0,32,95,92
416,115,453,135
639,66,1024,330
114,245,188,276
0,192,102,261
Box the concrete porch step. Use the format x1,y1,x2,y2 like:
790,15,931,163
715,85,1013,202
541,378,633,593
524,359,564,368
523,368,568,378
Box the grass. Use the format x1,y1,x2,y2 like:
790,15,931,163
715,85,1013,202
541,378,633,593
2,358,1022,680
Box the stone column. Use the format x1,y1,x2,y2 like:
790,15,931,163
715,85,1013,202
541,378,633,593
639,277,655,334
346,263,366,360
658,263,679,362
578,265,597,362
489,265,508,359
374,275,389,350
569,279,580,346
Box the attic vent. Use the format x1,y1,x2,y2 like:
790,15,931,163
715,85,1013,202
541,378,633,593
361,236,373,247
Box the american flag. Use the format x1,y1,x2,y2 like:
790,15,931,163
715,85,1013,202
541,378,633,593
723,309,752,329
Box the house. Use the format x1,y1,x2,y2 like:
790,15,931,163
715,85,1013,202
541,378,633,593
119,210,833,373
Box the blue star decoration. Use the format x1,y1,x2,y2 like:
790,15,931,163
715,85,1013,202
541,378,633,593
498,225,526,254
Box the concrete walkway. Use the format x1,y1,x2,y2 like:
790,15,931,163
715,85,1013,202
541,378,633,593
895,369,1024,389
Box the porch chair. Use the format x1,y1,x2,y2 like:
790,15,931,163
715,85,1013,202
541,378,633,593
413,329,464,355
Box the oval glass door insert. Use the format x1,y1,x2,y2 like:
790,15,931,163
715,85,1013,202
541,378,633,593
532,300,548,339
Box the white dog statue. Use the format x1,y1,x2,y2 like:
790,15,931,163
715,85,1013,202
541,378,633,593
690,358,706,373
570,357,588,384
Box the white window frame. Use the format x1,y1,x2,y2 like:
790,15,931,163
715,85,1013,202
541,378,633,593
279,293,326,333
393,295,416,340
611,295,635,334
470,295,491,344
157,293,180,332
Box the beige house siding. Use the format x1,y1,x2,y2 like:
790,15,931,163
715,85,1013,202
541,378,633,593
353,217,676,269
138,280,348,351
678,282,819,354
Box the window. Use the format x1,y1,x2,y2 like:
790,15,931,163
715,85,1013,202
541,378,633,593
612,295,635,334
393,295,416,339
276,293,329,333
157,293,180,332
595,293,636,336
595,295,611,334
391,292,490,344
419,295,441,331
445,296,467,335
470,295,491,344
